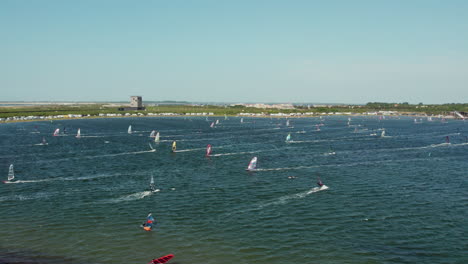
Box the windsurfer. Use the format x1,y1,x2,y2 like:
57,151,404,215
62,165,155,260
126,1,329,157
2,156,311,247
171,141,177,152
317,177,324,187
142,213,155,231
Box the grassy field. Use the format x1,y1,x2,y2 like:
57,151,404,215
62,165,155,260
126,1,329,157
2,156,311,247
0,102,466,120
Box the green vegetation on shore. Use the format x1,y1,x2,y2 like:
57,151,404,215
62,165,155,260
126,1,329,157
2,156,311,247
0,102,467,119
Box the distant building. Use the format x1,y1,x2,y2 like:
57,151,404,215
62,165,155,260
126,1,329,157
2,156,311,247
118,96,145,111
130,96,143,108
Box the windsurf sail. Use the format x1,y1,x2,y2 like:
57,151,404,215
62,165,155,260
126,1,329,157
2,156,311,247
445,136,450,144
224,114,228,120
142,213,155,231
42,137,47,145
150,130,156,138
381,130,386,137
76,128,81,138
149,143,155,151
53,128,60,136
285,133,291,142
247,157,257,171
317,177,323,187
216,119,219,125
210,122,215,128
148,254,174,264
286,119,290,127
155,132,160,143
128,125,132,134
206,144,212,156
150,175,156,191
240,118,244,123
172,141,177,152
7,164,14,181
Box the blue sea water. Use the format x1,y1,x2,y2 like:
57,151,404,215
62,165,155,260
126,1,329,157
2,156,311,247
0,116,467,264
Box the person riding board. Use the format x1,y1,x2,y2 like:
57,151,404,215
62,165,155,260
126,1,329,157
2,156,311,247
317,177,324,187
142,213,156,231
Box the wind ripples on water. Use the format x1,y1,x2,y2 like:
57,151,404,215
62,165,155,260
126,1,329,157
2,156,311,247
0,116,467,264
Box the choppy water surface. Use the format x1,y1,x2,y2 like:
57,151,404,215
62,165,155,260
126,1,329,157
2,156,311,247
0,116,467,264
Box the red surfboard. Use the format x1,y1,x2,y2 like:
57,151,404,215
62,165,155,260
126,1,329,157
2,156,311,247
148,254,174,264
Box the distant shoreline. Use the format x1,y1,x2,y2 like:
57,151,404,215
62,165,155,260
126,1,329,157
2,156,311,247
0,112,457,125
0,102,466,123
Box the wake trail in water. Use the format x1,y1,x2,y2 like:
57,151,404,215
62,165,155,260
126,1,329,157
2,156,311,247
174,147,206,153
223,188,327,218
210,150,263,157
100,191,156,204
90,150,156,158
3,179,54,184
254,157,452,172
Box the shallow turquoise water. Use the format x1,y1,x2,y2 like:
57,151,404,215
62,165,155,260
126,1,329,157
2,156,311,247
0,116,467,264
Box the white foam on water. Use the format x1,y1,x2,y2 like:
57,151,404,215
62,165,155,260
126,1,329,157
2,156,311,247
224,187,328,218
101,191,155,204
210,150,262,157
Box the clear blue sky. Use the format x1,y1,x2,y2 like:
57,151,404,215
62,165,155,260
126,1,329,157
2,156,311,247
1,0,467,104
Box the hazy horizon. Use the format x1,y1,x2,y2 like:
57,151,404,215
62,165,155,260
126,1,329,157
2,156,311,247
1,0,467,104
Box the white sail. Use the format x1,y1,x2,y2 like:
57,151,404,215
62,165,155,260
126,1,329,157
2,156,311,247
381,130,386,137
149,143,155,151
76,128,81,138
7,164,14,181
247,157,257,171
286,120,290,127
150,130,156,138
285,133,291,142
53,128,60,136
240,118,244,123
155,132,160,143
210,122,215,128
128,125,132,134
216,119,219,125
149,175,158,192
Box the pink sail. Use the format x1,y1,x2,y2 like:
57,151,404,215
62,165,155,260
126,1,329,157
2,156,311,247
206,144,212,156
